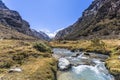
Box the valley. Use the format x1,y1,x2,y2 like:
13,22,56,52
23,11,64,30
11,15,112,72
0,0,120,80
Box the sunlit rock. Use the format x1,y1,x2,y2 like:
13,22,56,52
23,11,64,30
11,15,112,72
58,58,71,70
9,68,22,73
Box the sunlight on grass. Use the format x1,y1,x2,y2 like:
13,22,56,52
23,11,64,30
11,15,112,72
0,40,57,80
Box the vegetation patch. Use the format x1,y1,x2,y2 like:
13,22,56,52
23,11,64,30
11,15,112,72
0,40,57,80
86,38,109,54
33,42,51,53
106,45,120,75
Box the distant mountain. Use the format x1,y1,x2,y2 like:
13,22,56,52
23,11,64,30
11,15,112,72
55,0,120,40
0,0,50,40
32,29,50,41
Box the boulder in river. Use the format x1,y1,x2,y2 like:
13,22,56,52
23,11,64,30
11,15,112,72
58,58,71,70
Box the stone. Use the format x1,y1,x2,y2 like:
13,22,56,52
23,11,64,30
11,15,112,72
8,68,22,73
58,58,71,70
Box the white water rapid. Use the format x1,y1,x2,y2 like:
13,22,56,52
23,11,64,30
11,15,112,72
53,48,114,80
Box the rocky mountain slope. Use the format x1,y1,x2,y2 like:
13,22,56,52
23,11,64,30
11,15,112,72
55,0,120,40
0,24,34,40
32,29,50,41
0,0,50,40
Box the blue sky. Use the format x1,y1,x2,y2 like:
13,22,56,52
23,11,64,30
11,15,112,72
3,0,93,37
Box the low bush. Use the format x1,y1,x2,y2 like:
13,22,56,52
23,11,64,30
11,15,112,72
33,42,51,53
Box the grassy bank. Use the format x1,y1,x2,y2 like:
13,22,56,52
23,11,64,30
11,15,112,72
50,39,120,54
0,40,57,80
106,45,120,75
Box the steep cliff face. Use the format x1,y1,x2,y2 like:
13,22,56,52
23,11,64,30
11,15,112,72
55,0,120,40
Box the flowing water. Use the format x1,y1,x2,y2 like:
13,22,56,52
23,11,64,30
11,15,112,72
52,48,114,80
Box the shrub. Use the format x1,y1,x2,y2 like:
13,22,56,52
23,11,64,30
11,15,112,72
33,42,51,53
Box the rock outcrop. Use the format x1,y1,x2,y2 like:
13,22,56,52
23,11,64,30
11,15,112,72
55,0,120,40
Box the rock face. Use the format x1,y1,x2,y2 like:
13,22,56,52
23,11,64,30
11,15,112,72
32,29,50,41
55,0,120,40
0,0,50,40
58,58,71,70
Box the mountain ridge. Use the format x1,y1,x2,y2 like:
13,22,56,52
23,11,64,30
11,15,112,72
0,0,50,40
55,0,120,40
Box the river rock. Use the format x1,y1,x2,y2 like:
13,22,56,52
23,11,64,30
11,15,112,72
8,67,22,73
114,74,120,80
58,58,71,70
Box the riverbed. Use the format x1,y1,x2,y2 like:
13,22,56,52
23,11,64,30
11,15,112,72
52,48,115,80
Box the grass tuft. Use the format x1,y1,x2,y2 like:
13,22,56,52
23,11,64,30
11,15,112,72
33,42,51,53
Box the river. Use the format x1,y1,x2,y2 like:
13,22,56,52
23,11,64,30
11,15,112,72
52,48,115,80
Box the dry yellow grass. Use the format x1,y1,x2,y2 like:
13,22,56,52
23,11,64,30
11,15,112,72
0,40,57,80
106,56,120,74
50,40,90,50
2,58,57,80
103,39,120,51
50,39,120,53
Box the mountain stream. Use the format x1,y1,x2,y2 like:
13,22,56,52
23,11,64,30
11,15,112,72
52,48,114,80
